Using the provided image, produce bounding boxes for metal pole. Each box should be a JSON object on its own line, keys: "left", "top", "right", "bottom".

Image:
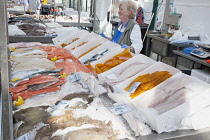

{"left": 162, "top": 0, "right": 170, "bottom": 32}
{"left": 92, "top": 0, "right": 96, "bottom": 32}
{"left": 86, "top": 0, "right": 88, "bottom": 12}
{"left": 143, "top": 13, "right": 154, "bottom": 43}
{"left": 0, "top": 0, "right": 13, "bottom": 140}
{"left": 78, "top": 0, "right": 81, "bottom": 28}
{"left": 149, "top": 0, "right": 158, "bottom": 30}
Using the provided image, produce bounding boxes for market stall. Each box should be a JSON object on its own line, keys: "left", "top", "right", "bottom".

{"left": 2, "top": 1, "right": 210, "bottom": 140}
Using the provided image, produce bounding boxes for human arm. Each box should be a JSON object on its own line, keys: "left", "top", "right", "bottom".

{"left": 130, "top": 24, "right": 143, "bottom": 54}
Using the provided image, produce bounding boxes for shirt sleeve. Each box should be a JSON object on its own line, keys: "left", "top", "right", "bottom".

{"left": 130, "top": 24, "right": 143, "bottom": 54}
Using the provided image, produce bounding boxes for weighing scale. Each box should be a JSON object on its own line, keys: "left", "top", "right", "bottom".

{"left": 190, "top": 44, "right": 210, "bottom": 58}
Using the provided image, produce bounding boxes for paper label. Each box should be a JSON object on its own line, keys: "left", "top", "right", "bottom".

{"left": 128, "top": 82, "right": 141, "bottom": 93}
{"left": 15, "top": 132, "right": 31, "bottom": 140}
{"left": 109, "top": 104, "right": 132, "bottom": 115}
{"left": 106, "top": 74, "right": 118, "bottom": 80}
{"left": 70, "top": 73, "right": 80, "bottom": 82}
{"left": 55, "top": 100, "right": 70, "bottom": 109}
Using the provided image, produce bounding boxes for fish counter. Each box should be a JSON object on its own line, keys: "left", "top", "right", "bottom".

{"left": 5, "top": 27, "right": 210, "bottom": 140}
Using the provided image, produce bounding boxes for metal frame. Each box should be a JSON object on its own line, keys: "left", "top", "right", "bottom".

{"left": 60, "top": 0, "right": 97, "bottom": 31}
{"left": 0, "top": 0, "right": 13, "bottom": 140}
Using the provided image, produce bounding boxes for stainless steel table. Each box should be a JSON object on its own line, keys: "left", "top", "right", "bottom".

{"left": 9, "top": 36, "right": 55, "bottom": 43}
{"left": 57, "top": 22, "right": 93, "bottom": 27}
{"left": 173, "top": 50, "right": 210, "bottom": 69}
{"left": 137, "top": 127, "right": 210, "bottom": 140}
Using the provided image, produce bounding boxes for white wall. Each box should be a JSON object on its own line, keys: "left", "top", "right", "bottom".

{"left": 142, "top": 0, "right": 210, "bottom": 41}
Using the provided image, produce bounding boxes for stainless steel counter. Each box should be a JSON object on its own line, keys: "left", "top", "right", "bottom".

{"left": 0, "top": 0, "right": 14, "bottom": 139}
{"left": 146, "top": 34, "right": 177, "bottom": 59}
{"left": 57, "top": 21, "right": 93, "bottom": 27}
{"left": 9, "top": 36, "right": 55, "bottom": 43}
{"left": 137, "top": 127, "right": 210, "bottom": 140}
{"left": 173, "top": 50, "right": 210, "bottom": 69}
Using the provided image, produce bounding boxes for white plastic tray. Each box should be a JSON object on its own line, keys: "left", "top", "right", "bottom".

{"left": 72, "top": 36, "right": 108, "bottom": 58}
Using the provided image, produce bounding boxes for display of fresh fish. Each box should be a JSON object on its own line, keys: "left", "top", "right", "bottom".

{"left": 13, "top": 106, "right": 50, "bottom": 138}
{"left": 83, "top": 49, "right": 109, "bottom": 64}
{"left": 134, "top": 74, "right": 191, "bottom": 108}
{"left": 10, "top": 46, "right": 43, "bottom": 56}
{"left": 104, "top": 62, "right": 147, "bottom": 86}
{"left": 8, "top": 42, "right": 43, "bottom": 49}
{"left": 12, "top": 50, "right": 47, "bottom": 57}
{"left": 11, "top": 57, "right": 56, "bottom": 72}
{"left": 45, "top": 46, "right": 80, "bottom": 61}
{"left": 11, "top": 69, "right": 63, "bottom": 87}
{"left": 27, "top": 81, "right": 57, "bottom": 91}
{"left": 94, "top": 48, "right": 133, "bottom": 74}
{"left": 11, "top": 86, "right": 61, "bottom": 101}
{"left": 55, "top": 60, "right": 96, "bottom": 76}
{"left": 15, "top": 92, "right": 62, "bottom": 111}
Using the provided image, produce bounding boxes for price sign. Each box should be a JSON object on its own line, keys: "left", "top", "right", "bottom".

{"left": 128, "top": 82, "right": 141, "bottom": 93}
{"left": 106, "top": 73, "right": 118, "bottom": 80}
{"left": 70, "top": 73, "right": 80, "bottom": 82}
{"left": 15, "top": 132, "right": 31, "bottom": 140}
{"left": 109, "top": 104, "right": 132, "bottom": 115}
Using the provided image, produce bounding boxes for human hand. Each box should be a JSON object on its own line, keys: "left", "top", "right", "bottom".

{"left": 121, "top": 43, "right": 130, "bottom": 49}
{"left": 99, "top": 33, "right": 107, "bottom": 39}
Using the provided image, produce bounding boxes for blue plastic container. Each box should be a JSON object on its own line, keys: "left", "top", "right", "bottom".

{"left": 183, "top": 47, "right": 196, "bottom": 54}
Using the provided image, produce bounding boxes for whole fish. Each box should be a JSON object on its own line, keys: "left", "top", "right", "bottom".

{"left": 84, "top": 49, "right": 109, "bottom": 64}
{"left": 10, "top": 69, "right": 63, "bottom": 87}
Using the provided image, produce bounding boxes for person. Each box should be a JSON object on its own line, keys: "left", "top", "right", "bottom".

{"left": 136, "top": 6, "right": 144, "bottom": 24}
{"left": 26, "top": 0, "right": 42, "bottom": 15}
{"left": 100, "top": 0, "right": 143, "bottom": 54}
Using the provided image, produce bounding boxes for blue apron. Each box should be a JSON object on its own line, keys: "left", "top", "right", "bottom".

{"left": 112, "top": 21, "right": 129, "bottom": 43}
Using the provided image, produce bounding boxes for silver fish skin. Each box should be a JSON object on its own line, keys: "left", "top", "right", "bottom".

{"left": 84, "top": 49, "right": 109, "bottom": 64}
{"left": 27, "top": 81, "right": 57, "bottom": 91}
{"left": 10, "top": 69, "right": 63, "bottom": 87}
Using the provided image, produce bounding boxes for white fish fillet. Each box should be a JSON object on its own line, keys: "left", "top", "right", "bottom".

{"left": 105, "top": 62, "right": 148, "bottom": 86}
{"left": 15, "top": 91, "right": 62, "bottom": 111}
{"left": 117, "top": 62, "right": 146, "bottom": 79}
{"left": 153, "top": 88, "right": 195, "bottom": 114}
{"left": 73, "top": 98, "right": 135, "bottom": 140}
{"left": 51, "top": 124, "right": 97, "bottom": 137}
{"left": 11, "top": 58, "right": 55, "bottom": 72}
{"left": 10, "top": 46, "right": 43, "bottom": 56}
{"left": 122, "top": 109, "right": 152, "bottom": 136}
{"left": 135, "top": 73, "right": 191, "bottom": 108}
{"left": 8, "top": 42, "right": 43, "bottom": 49}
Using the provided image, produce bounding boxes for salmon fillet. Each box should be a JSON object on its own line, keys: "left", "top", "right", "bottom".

{"left": 55, "top": 60, "right": 96, "bottom": 75}
{"left": 27, "top": 75, "right": 59, "bottom": 85}
{"left": 12, "top": 86, "right": 61, "bottom": 100}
